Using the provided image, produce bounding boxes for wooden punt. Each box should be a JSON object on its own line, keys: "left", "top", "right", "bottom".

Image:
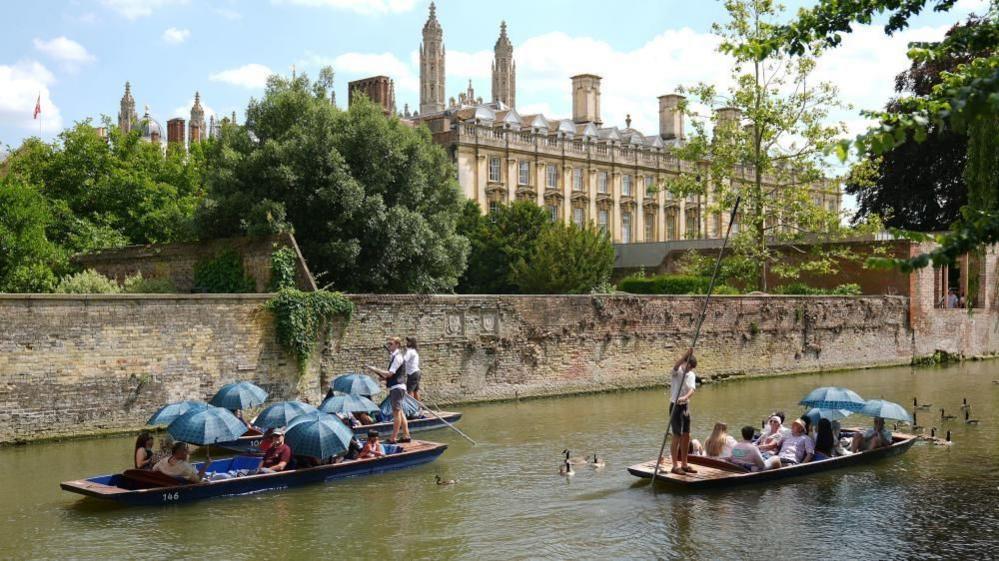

{"left": 61, "top": 440, "right": 447, "bottom": 506}
{"left": 215, "top": 411, "right": 463, "bottom": 454}
{"left": 628, "top": 431, "right": 918, "bottom": 490}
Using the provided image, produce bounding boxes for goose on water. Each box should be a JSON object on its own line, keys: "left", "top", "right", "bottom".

{"left": 933, "top": 430, "right": 953, "bottom": 446}
{"left": 960, "top": 398, "right": 970, "bottom": 411}
{"left": 913, "top": 397, "right": 932, "bottom": 410}
{"left": 964, "top": 410, "right": 979, "bottom": 425}
{"left": 559, "top": 459, "right": 575, "bottom": 477}
{"left": 589, "top": 454, "right": 606, "bottom": 468}
{"left": 435, "top": 475, "right": 459, "bottom": 486}
{"left": 940, "top": 408, "right": 957, "bottom": 421}
{"left": 562, "top": 449, "right": 587, "bottom": 465}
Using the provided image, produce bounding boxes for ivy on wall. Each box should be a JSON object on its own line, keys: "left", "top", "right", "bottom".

{"left": 268, "top": 246, "right": 298, "bottom": 292}
{"left": 193, "top": 249, "right": 256, "bottom": 293}
{"left": 267, "top": 289, "right": 353, "bottom": 372}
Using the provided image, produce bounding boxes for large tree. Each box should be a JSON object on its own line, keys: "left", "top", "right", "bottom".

{"left": 670, "top": 0, "right": 848, "bottom": 290}
{"left": 0, "top": 180, "right": 63, "bottom": 292}
{"left": 846, "top": 19, "right": 994, "bottom": 231}
{"left": 457, "top": 200, "right": 550, "bottom": 294}
{"left": 196, "top": 69, "right": 469, "bottom": 293}
{"left": 509, "top": 222, "right": 614, "bottom": 294}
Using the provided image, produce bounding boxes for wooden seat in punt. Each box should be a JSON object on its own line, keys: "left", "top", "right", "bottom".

{"left": 627, "top": 432, "right": 918, "bottom": 489}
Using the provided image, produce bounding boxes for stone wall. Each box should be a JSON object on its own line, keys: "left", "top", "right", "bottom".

{"left": 0, "top": 293, "right": 922, "bottom": 444}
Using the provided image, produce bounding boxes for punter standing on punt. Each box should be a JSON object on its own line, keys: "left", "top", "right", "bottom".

{"left": 662, "top": 348, "right": 697, "bottom": 475}
{"left": 366, "top": 337, "right": 412, "bottom": 444}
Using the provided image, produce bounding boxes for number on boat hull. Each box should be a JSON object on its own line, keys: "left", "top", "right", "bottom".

{"left": 162, "top": 492, "right": 180, "bottom": 502}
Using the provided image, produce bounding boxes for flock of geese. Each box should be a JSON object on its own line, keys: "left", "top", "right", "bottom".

{"left": 559, "top": 449, "right": 605, "bottom": 476}
{"left": 904, "top": 396, "right": 982, "bottom": 446}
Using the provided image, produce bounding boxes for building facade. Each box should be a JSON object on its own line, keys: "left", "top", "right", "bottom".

{"left": 401, "top": 3, "right": 841, "bottom": 244}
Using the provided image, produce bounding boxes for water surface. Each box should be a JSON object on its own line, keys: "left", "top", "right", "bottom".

{"left": 2, "top": 362, "right": 997, "bottom": 560}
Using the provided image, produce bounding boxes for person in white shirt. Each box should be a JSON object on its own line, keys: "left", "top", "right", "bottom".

{"left": 661, "top": 348, "right": 697, "bottom": 475}
{"left": 704, "top": 422, "right": 738, "bottom": 459}
{"left": 153, "top": 442, "right": 210, "bottom": 483}
{"left": 404, "top": 336, "right": 422, "bottom": 401}
{"left": 730, "top": 426, "right": 781, "bottom": 471}
{"left": 365, "top": 337, "right": 411, "bottom": 444}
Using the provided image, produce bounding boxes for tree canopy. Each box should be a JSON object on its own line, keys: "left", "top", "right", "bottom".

{"left": 196, "top": 69, "right": 469, "bottom": 293}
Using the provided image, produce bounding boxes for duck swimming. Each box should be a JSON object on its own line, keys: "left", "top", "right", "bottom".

{"left": 435, "top": 475, "right": 459, "bottom": 486}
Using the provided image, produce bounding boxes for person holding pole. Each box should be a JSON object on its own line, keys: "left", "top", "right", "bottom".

{"left": 365, "top": 337, "right": 412, "bottom": 444}
{"left": 662, "top": 348, "right": 697, "bottom": 475}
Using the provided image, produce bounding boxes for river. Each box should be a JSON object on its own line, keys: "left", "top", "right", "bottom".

{"left": 2, "top": 361, "right": 997, "bottom": 560}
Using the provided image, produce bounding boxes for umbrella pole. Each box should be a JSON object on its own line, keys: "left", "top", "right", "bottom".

{"left": 651, "top": 196, "right": 741, "bottom": 486}
{"left": 407, "top": 395, "right": 477, "bottom": 446}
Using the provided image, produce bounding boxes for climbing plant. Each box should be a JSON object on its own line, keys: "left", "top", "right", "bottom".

{"left": 267, "top": 289, "right": 354, "bottom": 372}
{"left": 268, "top": 246, "right": 298, "bottom": 291}
{"left": 193, "top": 249, "right": 256, "bottom": 293}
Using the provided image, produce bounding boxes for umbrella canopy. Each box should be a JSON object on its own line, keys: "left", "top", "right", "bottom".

{"left": 147, "top": 400, "right": 208, "bottom": 426}
{"left": 803, "top": 407, "right": 853, "bottom": 424}
{"left": 330, "top": 373, "right": 381, "bottom": 397}
{"left": 167, "top": 406, "right": 249, "bottom": 445}
{"left": 253, "top": 401, "right": 318, "bottom": 429}
{"left": 284, "top": 415, "right": 354, "bottom": 459}
{"left": 379, "top": 394, "right": 421, "bottom": 418}
{"left": 319, "top": 394, "right": 380, "bottom": 416}
{"left": 798, "top": 386, "right": 867, "bottom": 411}
{"left": 209, "top": 381, "right": 268, "bottom": 410}
{"left": 859, "top": 399, "right": 913, "bottom": 422}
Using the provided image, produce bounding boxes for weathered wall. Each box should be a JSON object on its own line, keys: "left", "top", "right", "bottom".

{"left": 0, "top": 293, "right": 921, "bottom": 444}
{"left": 74, "top": 233, "right": 316, "bottom": 293}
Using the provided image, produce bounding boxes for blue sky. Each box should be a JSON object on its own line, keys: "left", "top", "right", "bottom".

{"left": 0, "top": 0, "right": 989, "bottom": 155}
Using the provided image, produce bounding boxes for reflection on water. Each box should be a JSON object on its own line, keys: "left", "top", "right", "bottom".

{"left": 1, "top": 362, "right": 997, "bottom": 560}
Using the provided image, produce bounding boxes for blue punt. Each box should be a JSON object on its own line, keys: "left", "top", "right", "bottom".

{"left": 60, "top": 440, "right": 447, "bottom": 506}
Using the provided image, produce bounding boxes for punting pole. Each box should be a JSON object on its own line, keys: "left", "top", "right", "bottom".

{"left": 651, "top": 196, "right": 741, "bottom": 485}
{"left": 409, "top": 395, "right": 478, "bottom": 446}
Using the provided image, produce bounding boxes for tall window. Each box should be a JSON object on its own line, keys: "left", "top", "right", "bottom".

{"left": 488, "top": 157, "right": 501, "bottom": 182}
{"left": 598, "top": 209, "right": 609, "bottom": 233}
{"left": 621, "top": 212, "right": 632, "bottom": 243}
{"left": 572, "top": 168, "right": 583, "bottom": 191}
{"left": 645, "top": 213, "right": 655, "bottom": 241}
{"left": 645, "top": 175, "right": 655, "bottom": 195}
{"left": 547, "top": 203, "right": 559, "bottom": 222}
{"left": 622, "top": 175, "right": 632, "bottom": 196}
{"left": 598, "top": 171, "right": 608, "bottom": 194}
{"left": 518, "top": 161, "right": 530, "bottom": 186}
{"left": 572, "top": 206, "right": 584, "bottom": 227}
{"left": 666, "top": 208, "right": 679, "bottom": 240}
{"left": 685, "top": 206, "right": 700, "bottom": 239}
{"left": 546, "top": 164, "right": 558, "bottom": 189}
{"left": 488, "top": 200, "right": 500, "bottom": 216}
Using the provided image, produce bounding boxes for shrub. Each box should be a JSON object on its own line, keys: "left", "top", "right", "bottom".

{"left": 773, "top": 282, "right": 862, "bottom": 296}
{"left": 123, "top": 272, "right": 177, "bottom": 293}
{"left": 55, "top": 269, "right": 121, "bottom": 294}
{"left": 617, "top": 274, "right": 738, "bottom": 295}
{"left": 509, "top": 223, "right": 615, "bottom": 294}
{"left": 193, "top": 249, "right": 256, "bottom": 293}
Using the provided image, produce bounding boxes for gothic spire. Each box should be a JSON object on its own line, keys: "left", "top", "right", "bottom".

{"left": 420, "top": 0, "right": 445, "bottom": 114}
{"left": 118, "top": 81, "right": 137, "bottom": 134}
{"left": 491, "top": 20, "right": 515, "bottom": 108}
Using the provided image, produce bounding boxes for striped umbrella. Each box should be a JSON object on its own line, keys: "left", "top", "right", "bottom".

{"left": 319, "top": 394, "right": 380, "bottom": 416}
{"left": 284, "top": 415, "right": 355, "bottom": 459}
{"left": 167, "top": 406, "right": 248, "bottom": 445}
{"left": 209, "top": 381, "right": 268, "bottom": 411}
{"left": 147, "top": 400, "right": 208, "bottom": 426}
{"left": 330, "top": 373, "right": 382, "bottom": 397}
{"left": 798, "top": 387, "right": 867, "bottom": 412}
{"left": 253, "top": 401, "right": 318, "bottom": 429}
{"left": 379, "top": 394, "right": 421, "bottom": 418}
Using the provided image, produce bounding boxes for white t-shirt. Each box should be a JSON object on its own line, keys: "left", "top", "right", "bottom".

{"left": 730, "top": 441, "right": 766, "bottom": 469}
{"left": 153, "top": 456, "right": 200, "bottom": 482}
{"left": 708, "top": 435, "right": 738, "bottom": 459}
{"left": 669, "top": 365, "right": 696, "bottom": 404}
{"left": 404, "top": 348, "right": 420, "bottom": 375}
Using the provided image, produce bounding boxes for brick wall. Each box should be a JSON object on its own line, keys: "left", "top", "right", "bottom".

{"left": 0, "top": 293, "right": 929, "bottom": 444}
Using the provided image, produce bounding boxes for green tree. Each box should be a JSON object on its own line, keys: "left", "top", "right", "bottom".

{"left": 457, "top": 200, "right": 550, "bottom": 293}
{"left": 196, "top": 70, "right": 469, "bottom": 293}
{"left": 747, "top": 0, "right": 999, "bottom": 270}
{"left": 0, "top": 180, "right": 63, "bottom": 292}
{"left": 510, "top": 223, "right": 614, "bottom": 294}
{"left": 670, "top": 0, "right": 848, "bottom": 290}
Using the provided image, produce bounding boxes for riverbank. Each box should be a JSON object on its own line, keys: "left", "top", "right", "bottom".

{"left": 1, "top": 293, "right": 996, "bottom": 444}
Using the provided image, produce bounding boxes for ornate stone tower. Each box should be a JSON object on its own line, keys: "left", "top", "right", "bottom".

{"left": 492, "top": 21, "right": 515, "bottom": 108}
{"left": 419, "top": 1, "right": 445, "bottom": 115}
{"left": 118, "top": 82, "right": 137, "bottom": 133}
{"left": 189, "top": 91, "right": 205, "bottom": 144}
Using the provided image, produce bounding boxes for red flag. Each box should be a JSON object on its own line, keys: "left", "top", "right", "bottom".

{"left": 33, "top": 94, "right": 41, "bottom": 120}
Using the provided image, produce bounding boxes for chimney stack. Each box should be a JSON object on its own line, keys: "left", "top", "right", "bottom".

{"left": 571, "top": 74, "right": 602, "bottom": 126}
{"left": 167, "top": 118, "right": 186, "bottom": 145}
{"left": 714, "top": 106, "right": 742, "bottom": 129}
{"left": 658, "top": 94, "right": 685, "bottom": 140}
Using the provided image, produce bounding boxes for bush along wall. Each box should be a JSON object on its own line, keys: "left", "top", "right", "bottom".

{"left": 193, "top": 249, "right": 256, "bottom": 293}
{"left": 267, "top": 289, "right": 354, "bottom": 375}
{"left": 617, "top": 274, "right": 739, "bottom": 295}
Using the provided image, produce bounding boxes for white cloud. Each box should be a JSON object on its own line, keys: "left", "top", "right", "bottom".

{"left": 0, "top": 60, "right": 63, "bottom": 133}
{"left": 210, "top": 63, "right": 273, "bottom": 88}
{"left": 101, "top": 0, "right": 187, "bottom": 20}
{"left": 162, "top": 27, "right": 191, "bottom": 44}
{"left": 32, "top": 36, "right": 96, "bottom": 68}
{"left": 274, "top": 0, "right": 418, "bottom": 15}
{"left": 216, "top": 7, "right": 242, "bottom": 20}
{"left": 954, "top": 0, "right": 991, "bottom": 14}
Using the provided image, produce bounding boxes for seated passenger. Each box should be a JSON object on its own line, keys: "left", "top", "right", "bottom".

{"left": 757, "top": 415, "right": 788, "bottom": 447}
{"left": 153, "top": 442, "right": 211, "bottom": 483}
{"left": 342, "top": 436, "right": 364, "bottom": 461}
{"left": 798, "top": 414, "right": 813, "bottom": 440}
{"left": 359, "top": 430, "right": 386, "bottom": 459}
{"left": 233, "top": 409, "right": 254, "bottom": 430}
{"left": 688, "top": 438, "right": 705, "bottom": 456}
{"left": 813, "top": 418, "right": 838, "bottom": 460}
{"left": 134, "top": 431, "right": 155, "bottom": 469}
{"left": 258, "top": 428, "right": 276, "bottom": 453}
{"left": 761, "top": 419, "right": 813, "bottom": 466}
{"left": 730, "top": 426, "right": 782, "bottom": 471}
{"left": 704, "top": 422, "right": 738, "bottom": 459}
{"left": 294, "top": 455, "right": 325, "bottom": 468}
{"left": 260, "top": 429, "right": 292, "bottom": 472}
{"left": 354, "top": 412, "right": 374, "bottom": 426}
{"left": 851, "top": 416, "right": 892, "bottom": 452}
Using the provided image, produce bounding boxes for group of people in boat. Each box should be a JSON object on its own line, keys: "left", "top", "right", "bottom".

{"left": 662, "top": 348, "right": 895, "bottom": 475}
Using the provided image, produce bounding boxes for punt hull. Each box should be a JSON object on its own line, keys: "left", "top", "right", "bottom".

{"left": 628, "top": 434, "right": 917, "bottom": 490}
{"left": 61, "top": 441, "right": 447, "bottom": 506}
{"left": 215, "top": 412, "right": 462, "bottom": 454}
